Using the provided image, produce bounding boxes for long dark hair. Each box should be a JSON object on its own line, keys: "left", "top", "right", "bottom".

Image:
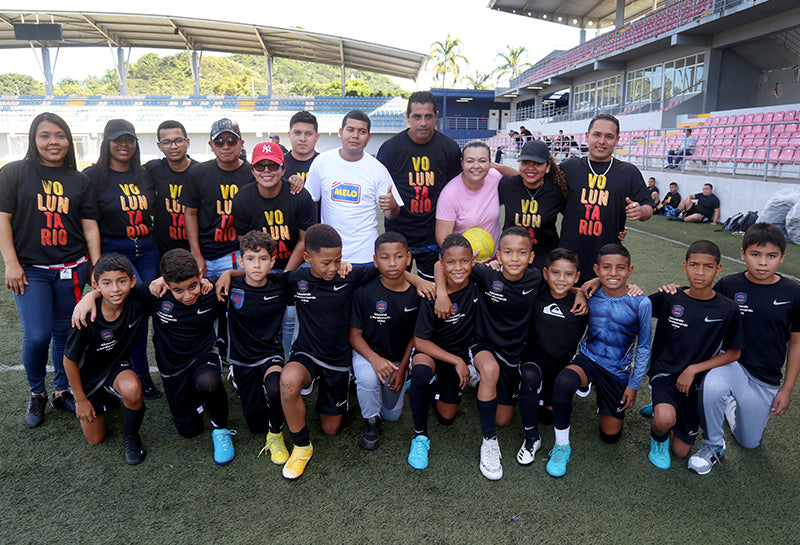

{"left": 94, "top": 120, "right": 142, "bottom": 188}
{"left": 24, "top": 112, "right": 77, "bottom": 170}
{"left": 548, "top": 156, "right": 569, "bottom": 201}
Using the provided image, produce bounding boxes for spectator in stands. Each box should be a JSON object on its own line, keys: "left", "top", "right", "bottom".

{"left": 83, "top": 119, "right": 162, "bottom": 399}
{"left": 181, "top": 118, "right": 253, "bottom": 278}
{"left": 655, "top": 181, "right": 681, "bottom": 215}
{"left": 306, "top": 110, "right": 402, "bottom": 265}
{"left": 495, "top": 146, "right": 504, "bottom": 164}
{"left": 569, "top": 136, "right": 581, "bottom": 157}
{"left": 556, "top": 130, "right": 570, "bottom": 159}
{"left": 271, "top": 135, "right": 288, "bottom": 155}
{"left": 671, "top": 183, "right": 720, "bottom": 224}
{"left": 647, "top": 177, "right": 659, "bottom": 203}
{"left": 666, "top": 128, "right": 696, "bottom": 168}
{"left": 284, "top": 111, "right": 320, "bottom": 187}
{"left": 559, "top": 114, "right": 655, "bottom": 282}
{"left": 376, "top": 91, "right": 462, "bottom": 279}
{"left": 520, "top": 126, "right": 533, "bottom": 141}
{"left": 0, "top": 113, "right": 101, "bottom": 427}
{"left": 509, "top": 130, "right": 522, "bottom": 156}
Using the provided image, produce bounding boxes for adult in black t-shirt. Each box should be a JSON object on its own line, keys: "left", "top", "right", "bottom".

{"left": 0, "top": 113, "right": 101, "bottom": 427}
{"left": 675, "top": 183, "right": 720, "bottom": 224}
{"left": 283, "top": 111, "right": 321, "bottom": 187}
{"left": 655, "top": 181, "right": 681, "bottom": 214}
{"left": 377, "top": 91, "right": 462, "bottom": 279}
{"left": 84, "top": 119, "right": 161, "bottom": 397}
{"left": 145, "top": 120, "right": 197, "bottom": 253}
{"left": 559, "top": 114, "right": 654, "bottom": 281}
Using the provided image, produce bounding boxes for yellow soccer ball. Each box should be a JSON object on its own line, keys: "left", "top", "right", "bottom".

{"left": 462, "top": 227, "right": 495, "bottom": 261}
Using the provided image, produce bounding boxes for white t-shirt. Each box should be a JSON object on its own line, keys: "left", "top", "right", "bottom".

{"left": 306, "top": 149, "right": 404, "bottom": 263}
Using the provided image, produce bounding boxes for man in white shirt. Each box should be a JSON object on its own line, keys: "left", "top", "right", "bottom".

{"left": 667, "top": 128, "right": 697, "bottom": 169}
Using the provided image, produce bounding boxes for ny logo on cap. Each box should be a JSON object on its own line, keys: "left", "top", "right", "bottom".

{"left": 262, "top": 144, "right": 272, "bottom": 153}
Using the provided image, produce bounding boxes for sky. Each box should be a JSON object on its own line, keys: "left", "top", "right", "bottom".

{"left": 2, "top": 0, "right": 586, "bottom": 90}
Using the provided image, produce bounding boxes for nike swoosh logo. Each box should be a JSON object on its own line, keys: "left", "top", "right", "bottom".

{"left": 264, "top": 295, "right": 279, "bottom": 301}
{"left": 688, "top": 430, "right": 699, "bottom": 436}
{"left": 128, "top": 322, "right": 138, "bottom": 329}
{"left": 404, "top": 307, "right": 418, "bottom": 312}
{"left": 333, "top": 284, "right": 347, "bottom": 291}
{"left": 522, "top": 288, "right": 535, "bottom": 295}
{"left": 774, "top": 300, "right": 791, "bottom": 305}
{"left": 197, "top": 308, "right": 212, "bottom": 314}
{"left": 704, "top": 317, "right": 723, "bottom": 323}
{"left": 335, "top": 399, "right": 347, "bottom": 407}
{"left": 473, "top": 298, "right": 479, "bottom": 303}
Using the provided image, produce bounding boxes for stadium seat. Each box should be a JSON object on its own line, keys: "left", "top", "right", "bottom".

{"left": 774, "top": 111, "right": 785, "bottom": 122}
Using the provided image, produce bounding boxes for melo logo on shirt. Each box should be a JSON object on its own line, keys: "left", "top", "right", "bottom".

{"left": 331, "top": 182, "right": 362, "bottom": 204}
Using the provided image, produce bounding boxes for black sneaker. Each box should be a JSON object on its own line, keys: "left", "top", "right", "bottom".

{"left": 123, "top": 433, "right": 146, "bottom": 465}
{"left": 139, "top": 374, "right": 163, "bottom": 400}
{"left": 24, "top": 393, "right": 47, "bottom": 428}
{"left": 358, "top": 417, "right": 382, "bottom": 450}
{"left": 51, "top": 391, "right": 76, "bottom": 415}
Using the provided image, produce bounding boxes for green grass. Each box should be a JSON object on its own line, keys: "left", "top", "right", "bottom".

{"left": 1, "top": 221, "right": 799, "bottom": 544}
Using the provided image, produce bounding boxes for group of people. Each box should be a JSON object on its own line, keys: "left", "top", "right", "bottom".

{"left": 648, "top": 176, "right": 721, "bottom": 224}
{"left": 2, "top": 95, "right": 797, "bottom": 483}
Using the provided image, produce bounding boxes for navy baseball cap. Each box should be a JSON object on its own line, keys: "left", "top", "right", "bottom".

{"left": 518, "top": 140, "right": 550, "bottom": 163}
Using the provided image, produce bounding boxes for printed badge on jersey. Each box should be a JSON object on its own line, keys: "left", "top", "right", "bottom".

{"left": 230, "top": 289, "right": 245, "bottom": 310}
{"left": 297, "top": 280, "right": 308, "bottom": 293}
{"left": 492, "top": 281, "right": 504, "bottom": 293}
{"left": 161, "top": 301, "right": 173, "bottom": 314}
{"left": 735, "top": 292, "right": 747, "bottom": 304}
{"left": 331, "top": 182, "right": 362, "bottom": 204}
{"left": 451, "top": 303, "right": 458, "bottom": 314}
{"left": 671, "top": 305, "right": 684, "bottom": 318}
{"left": 376, "top": 300, "right": 387, "bottom": 313}
{"left": 101, "top": 329, "right": 113, "bottom": 341}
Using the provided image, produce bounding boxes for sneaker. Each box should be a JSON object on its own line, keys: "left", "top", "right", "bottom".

{"left": 516, "top": 436, "right": 542, "bottom": 465}
{"left": 546, "top": 443, "right": 572, "bottom": 477}
{"left": 408, "top": 435, "right": 431, "bottom": 469}
{"left": 358, "top": 416, "right": 382, "bottom": 451}
{"left": 211, "top": 428, "right": 237, "bottom": 465}
{"left": 123, "top": 432, "right": 146, "bottom": 465}
{"left": 648, "top": 437, "right": 671, "bottom": 470}
{"left": 282, "top": 444, "right": 314, "bottom": 479}
{"left": 576, "top": 382, "right": 592, "bottom": 398}
{"left": 51, "top": 391, "right": 76, "bottom": 415}
{"left": 640, "top": 403, "right": 654, "bottom": 418}
{"left": 24, "top": 393, "right": 47, "bottom": 428}
{"left": 479, "top": 437, "right": 503, "bottom": 480}
{"left": 139, "top": 373, "right": 163, "bottom": 400}
{"left": 724, "top": 396, "right": 737, "bottom": 435}
{"left": 259, "top": 431, "right": 289, "bottom": 465}
{"left": 687, "top": 441, "right": 726, "bottom": 475}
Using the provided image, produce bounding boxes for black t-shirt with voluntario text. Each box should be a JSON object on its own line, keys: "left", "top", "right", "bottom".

{"left": 83, "top": 165, "right": 154, "bottom": 239}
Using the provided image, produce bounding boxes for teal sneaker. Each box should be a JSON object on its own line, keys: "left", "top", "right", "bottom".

{"left": 640, "top": 403, "right": 654, "bottom": 417}
{"left": 648, "top": 437, "right": 671, "bottom": 469}
{"left": 408, "top": 435, "right": 431, "bottom": 469}
{"left": 212, "top": 428, "right": 237, "bottom": 465}
{"left": 546, "top": 443, "right": 571, "bottom": 477}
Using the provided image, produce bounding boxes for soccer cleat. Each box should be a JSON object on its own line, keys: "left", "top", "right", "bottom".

{"left": 408, "top": 435, "right": 431, "bottom": 469}
{"left": 546, "top": 444, "right": 572, "bottom": 477}
{"left": 24, "top": 393, "right": 47, "bottom": 428}
{"left": 479, "top": 437, "right": 503, "bottom": 480}
{"left": 358, "top": 416, "right": 382, "bottom": 451}
{"left": 212, "top": 428, "right": 237, "bottom": 465}
{"left": 724, "top": 397, "right": 737, "bottom": 436}
{"left": 51, "top": 391, "right": 76, "bottom": 415}
{"left": 648, "top": 437, "right": 671, "bottom": 470}
{"left": 282, "top": 444, "right": 314, "bottom": 479}
{"left": 123, "top": 432, "right": 146, "bottom": 465}
{"left": 640, "top": 403, "right": 654, "bottom": 418}
{"left": 576, "top": 382, "right": 592, "bottom": 398}
{"left": 516, "top": 436, "right": 542, "bottom": 465}
{"left": 688, "top": 441, "right": 726, "bottom": 475}
{"left": 259, "top": 431, "right": 289, "bottom": 465}
{"left": 139, "top": 373, "right": 163, "bottom": 400}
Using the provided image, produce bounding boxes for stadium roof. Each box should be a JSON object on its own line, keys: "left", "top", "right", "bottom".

{"left": 487, "top": 0, "right": 665, "bottom": 30}
{"left": 0, "top": 10, "right": 427, "bottom": 81}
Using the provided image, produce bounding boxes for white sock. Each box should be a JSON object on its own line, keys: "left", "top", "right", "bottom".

{"left": 554, "top": 426, "right": 571, "bottom": 446}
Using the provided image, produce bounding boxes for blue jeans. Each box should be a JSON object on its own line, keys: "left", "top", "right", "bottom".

{"left": 15, "top": 262, "right": 89, "bottom": 394}
{"left": 101, "top": 235, "right": 161, "bottom": 376}
{"left": 205, "top": 251, "right": 241, "bottom": 280}
{"left": 667, "top": 149, "right": 693, "bottom": 165}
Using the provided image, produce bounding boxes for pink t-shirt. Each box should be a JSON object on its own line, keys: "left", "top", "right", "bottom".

{"left": 436, "top": 168, "right": 502, "bottom": 244}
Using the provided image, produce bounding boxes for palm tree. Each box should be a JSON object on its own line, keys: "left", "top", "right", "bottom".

{"left": 427, "top": 35, "right": 469, "bottom": 88}
{"left": 464, "top": 71, "right": 493, "bottom": 90}
{"left": 494, "top": 45, "right": 530, "bottom": 84}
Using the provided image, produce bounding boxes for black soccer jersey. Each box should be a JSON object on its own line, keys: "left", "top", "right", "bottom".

{"left": 649, "top": 289, "right": 743, "bottom": 376}
{"left": 271, "top": 266, "right": 379, "bottom": 364}
{"left": 524, "top": 290, "right": 588, "bottom": 364}
{"left": 145, "top": 157, "right": 198, "bottom": 253}
{"left": 351, "top": 277, "right": 420, "bottom": 362}
{"left": 377, "top": 130, "right": 462, "bottom": 247}
{"left": 231, "top": 182, "right": 316, "bottom": 270}
{"left": 149, "top": 290, "right": 223, "bottom": 376}
{"left": 63, "top": 288, "right": 146, "bottom": 393}
{"left": 227, "top": 275, "right": 289, "bottom": 365}
{"left": 282, "top": 151, "right": 319, "bottom": 184}
{"left": 83, "top": 165, "right": 154, "bottom": 239}
{"left": 179, "top": 160, "right": 253, "bottom": 260}
{"left": 714, "top": 272, "right": 800, "bottom": 385}
{"left": 414, "top": 280, "right": 480, "bottom": 355}
{"left": 471, "top": 263, "right": 542, "bottom": 361}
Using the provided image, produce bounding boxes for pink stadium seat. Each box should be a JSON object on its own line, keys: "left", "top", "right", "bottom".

{"left": 785, "top": 123, "right": 800, "bottom": 137}
{"left": 753, "top": 112, "right": 764, "bottom": 124}
{"left": 711, "top": 116, "right": 722, "bottom": 126}
{"left": 764, "top": 112, "right": 775, "bottom": 123}
{"left": 745, "top": 113, "right": 754, "bottom": 125}
{"left": 703, "top": 117, "right": 713, "bottom": 125}
{"left": 774, "top": 111, "right": 785, "bottom": 122}
{"left": 735, "top": 114, "right": 745, "bottom": 125}
{"left": 754, "top": 148, "right": 767, "bottom": 163}
{"left": 740, "top": 124, "right": 753, "bottom": 136}
{"left": 786, "top": 110, "right": 797, "bottom": 121}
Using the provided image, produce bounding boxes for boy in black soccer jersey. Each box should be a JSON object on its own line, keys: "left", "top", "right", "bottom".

{"left": 350, "top": 232, "right": 420, "bottom": 450}
{"left": 64, "top": 253, "right": 146, "bottom": 465}
{"left": 517, "top": 248, "right": 588, "bottom": 466}
{"left": 407, "top": 234, "right": 480, "bottom": 470}
{"left": 646, "top": 240, "right": 742, "bottom": 470}
{"left": 686, "top": 224, "right": 800, "bottom": 475}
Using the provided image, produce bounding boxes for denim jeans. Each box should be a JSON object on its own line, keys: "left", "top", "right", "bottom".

{"left": 101, "top": 235, "right": 161, "bottom": 376}
{"left": 205, "top": 251, "right": 242, "bottom": 280}
{"left": 15, "top": 262, "right": 89, "bottom": 394}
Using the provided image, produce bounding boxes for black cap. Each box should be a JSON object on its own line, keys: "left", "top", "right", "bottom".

{"left": 211, "top": 118, "right": 241, "bottom": 140}
{"left": 104, "top": 119, "right": 137, "bottom": 141}
{"left": 518, "top": 140, "right": 550, "bottom": 163}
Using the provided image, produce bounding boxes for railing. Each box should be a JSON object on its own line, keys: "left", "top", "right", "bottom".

{"left": 436, "top": 117, "right": 491, "bottom": 131}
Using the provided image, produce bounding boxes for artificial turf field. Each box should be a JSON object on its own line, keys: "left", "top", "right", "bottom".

{"left": 1, "top": 214, "right": 799, "bottom": 544}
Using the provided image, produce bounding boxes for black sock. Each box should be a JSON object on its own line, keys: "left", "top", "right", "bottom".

{"left": 290, "top": 425, "right": 311, "bottom": 447}
{"left": 410, "top": 365, "right": 433, "bottom": 437}
{"left": 197, "top": 371, "right": 229, "bottom": 429}
{"left": 264, "top": 372, "right": 284, "bottom": 434}
{"left": 122, "top": 406, "right": 145, "bottom": 436}
{"left": 519, "top": 364, "right": 541, "bottom": 440}
{"left": 552, "top": 368, "right": 581, "bottom": 431}
{"left": 651, "top": 429, "right": 670, "bottom": 443}
{"left": 476, "top": 397, "right": 498, "bottom": 440}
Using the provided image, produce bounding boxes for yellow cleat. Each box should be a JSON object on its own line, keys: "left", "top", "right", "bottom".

{"left": 259, "top": 431, "right": 289, "bottom": 465}
{"left": 282, "top": 443, "right": 313, "bottom": 480}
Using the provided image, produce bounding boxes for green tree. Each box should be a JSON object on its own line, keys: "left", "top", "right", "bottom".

{"left": 56, "top": 77, "right": 85, "bottom": 96}
{"left": 494, "top": 45, "right": 530, "bottom": 84}
{"left": 427, "top": 35, "right": 469, "bottom": 88}
{"left": 0, "top": 73, "right": 45, "bottom": 95}
{"left": 464, "top": 71, "right": 492, "bottom": 90}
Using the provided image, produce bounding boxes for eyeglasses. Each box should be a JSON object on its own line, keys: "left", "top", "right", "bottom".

{"left": 212, "top": 136, "right": 240, "bottom": 147}
{"left": 158, "top": 137, "right": 187, "bottom": 147}
{"left": 252, "top": 162, "right": 282, "bottom": 172}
